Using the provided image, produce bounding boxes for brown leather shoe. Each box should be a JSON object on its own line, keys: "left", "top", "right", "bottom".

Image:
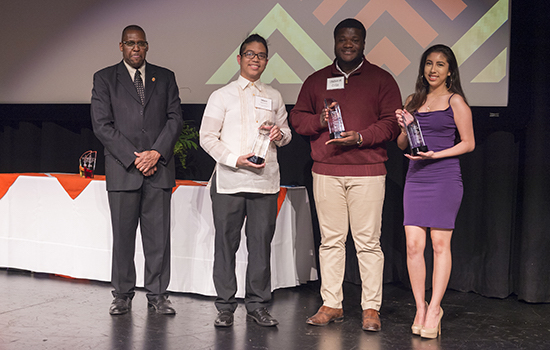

{"left": 362, "top": 308, "right": 381, "bottom": 331}
{"left": 306, "top": 305, "right": 344, "bottom": 326}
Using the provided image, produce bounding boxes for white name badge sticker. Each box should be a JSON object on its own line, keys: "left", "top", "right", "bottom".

{"left": 327, "top": 76, "right": 345, "bottom": 90}
{"left": 255, "top": 96, "right": 273, "bottom": 111}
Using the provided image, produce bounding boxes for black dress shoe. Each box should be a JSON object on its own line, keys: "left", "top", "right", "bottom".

{"left": 109, "top": 297, "right": 131, "bottom": 315}
{"left": 147, "top": 295, "right": 176, "bottom": 315}
{"left": 247, "top": 307, "right": 279, "bottom": 327}
{"left": 214, "top": 310, "right": 234, "bottom": 327}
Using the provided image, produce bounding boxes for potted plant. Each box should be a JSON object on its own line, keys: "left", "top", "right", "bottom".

{"left": 173, "top": 121, "right": 199, "bottom": 175}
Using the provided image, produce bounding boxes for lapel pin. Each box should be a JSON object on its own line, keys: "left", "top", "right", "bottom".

{"left": 152, "top": 77, "right": 156, "bottom": 82}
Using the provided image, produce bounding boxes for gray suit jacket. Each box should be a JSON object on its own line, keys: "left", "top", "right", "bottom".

{"left": 91, "top": 61, "right": 183, "bottom": 191}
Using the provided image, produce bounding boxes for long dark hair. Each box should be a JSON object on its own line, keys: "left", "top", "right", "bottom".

{"left": 406, "top": 44, "right": 468, "bottom": 112}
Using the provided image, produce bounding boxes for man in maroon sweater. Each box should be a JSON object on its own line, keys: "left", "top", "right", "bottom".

{"left": 290, "top": 18, "right": 401, "bottom": 331}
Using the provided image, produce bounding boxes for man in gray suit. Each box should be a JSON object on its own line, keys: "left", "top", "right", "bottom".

{"left": 91, "top": 25, "right": 183, "bottom": 315}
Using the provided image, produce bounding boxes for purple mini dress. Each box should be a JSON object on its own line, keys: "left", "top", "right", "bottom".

{"left": 403, "top": 97, "right": 463, "bottom": 229}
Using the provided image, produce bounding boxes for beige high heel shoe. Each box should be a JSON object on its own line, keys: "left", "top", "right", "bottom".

{"left": 411, "top": 301, "right": 428, "bottom": 335}
{"left": 411, "top": 323, "right": 422, "bottom": 335}
{"left": 420, "top": 307, "right": 443, "bottom": 339}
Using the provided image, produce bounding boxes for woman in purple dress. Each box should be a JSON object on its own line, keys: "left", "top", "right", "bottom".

{"left": 395, "top": 45, "right": 475, "bottom": 338}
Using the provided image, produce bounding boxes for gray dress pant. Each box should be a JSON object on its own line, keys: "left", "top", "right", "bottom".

{"left": 210, "top": 175, "right": 278, "bottom": 312}
{"left": 108, "top": 178, "right": 172, "bottom": 299}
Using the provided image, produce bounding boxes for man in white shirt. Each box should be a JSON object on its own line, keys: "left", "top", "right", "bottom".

{"left": 200, "top": 34, "right": 291, "bottom": 327}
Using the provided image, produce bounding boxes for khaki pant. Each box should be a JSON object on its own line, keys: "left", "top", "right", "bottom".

{"left": 313, "top": 172, "right": 385, "bottom": 310}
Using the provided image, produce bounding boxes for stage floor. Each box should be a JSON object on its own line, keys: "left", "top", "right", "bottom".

{"left": 1, "top": 268, "right": 549, "bottom": 350}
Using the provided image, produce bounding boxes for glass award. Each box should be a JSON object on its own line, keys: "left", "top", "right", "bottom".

{"left": 324, "top": 98, "right": 345, "bottom": 139}
{"left": 247, "top": 121, "right": 273, "bottom": 165}
{"left": 403, "top": 111, "right": 428, "bottom": 156}
{"left": 79, "top": 150, "right": 97, "bottom": 178}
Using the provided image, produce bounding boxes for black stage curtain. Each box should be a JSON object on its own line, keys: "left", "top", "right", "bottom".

{"left": 1, "top": 0, "right": 548, "bottom": 303}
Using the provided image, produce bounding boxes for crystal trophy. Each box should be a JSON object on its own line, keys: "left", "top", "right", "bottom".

{"left": 324, "top": 98, "right": 345, "bottom": 139}
{"left": 247, "top": 121, "right": 273, "bottom": 165}
{"left": 403, "top": 111, "right": 428, "bottom": 156}
{"left": 79, "top": 150, "right": 97, "bottom": 178}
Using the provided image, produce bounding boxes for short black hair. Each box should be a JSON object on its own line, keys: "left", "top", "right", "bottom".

{"left": 333, "top": 18, "right": 366, "bottom": 42}
{"left": 121, "top": 25, "right": 146, "bottom": 41}
{"left": 239, "top": 34, "right": 268, "bottom": 57}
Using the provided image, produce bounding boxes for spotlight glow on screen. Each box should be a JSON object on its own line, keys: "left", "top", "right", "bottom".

{"left": 0, "top": 0, "right": 509, "bottom": 106}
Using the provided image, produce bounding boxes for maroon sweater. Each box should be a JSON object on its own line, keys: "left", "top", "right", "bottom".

{"left": 290, "top": 58, "right": 401, "bottom": 176}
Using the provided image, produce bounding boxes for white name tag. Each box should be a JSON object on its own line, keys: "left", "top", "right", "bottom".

{"left": 327, "top": 76, "right": 345, "bottom": 90}
{"left": 255, "top": 96, "right": 273, "bottom": 111}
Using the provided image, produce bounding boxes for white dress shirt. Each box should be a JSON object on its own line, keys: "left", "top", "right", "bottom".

{"left": 123, "top": 61, "right": 146, "bottom": 87}
{"left": 200, "top": 75, "right": 291, "bottom": 194}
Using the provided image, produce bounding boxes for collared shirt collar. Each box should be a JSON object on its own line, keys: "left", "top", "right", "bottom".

{"left": 237, "top": 74, "right": 263, "bottom": 91}
{"left": 123, "top": 60, "right": 146, "bottom": 84}
{"left": 335, "top": 58, "right": 364, "bottom": 80}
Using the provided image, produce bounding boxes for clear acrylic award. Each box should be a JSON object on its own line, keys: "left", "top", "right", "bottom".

{"left": 247, "top": 121, "right": 273, "bottom": 165}
{"left": 79, "top": 150, "right": 97, "bottom": 178}
{"left": 324, "top": 98, "right": 345, "bottom": 139}
{"left": 403, "top": 111, "right": 428, "bottom": 156}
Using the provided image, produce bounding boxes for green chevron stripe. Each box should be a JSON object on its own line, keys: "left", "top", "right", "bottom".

{"left": 472, "top": 47, "right": 507, "bottom": 83}
{"left": 207, "top": 3, "right": 331, "bottom": 85}
{"left": 261, "top": 53, "right": 302, "bottom": 84}
{"left": 452, "top": 0, "right": 509, "bottom": 66}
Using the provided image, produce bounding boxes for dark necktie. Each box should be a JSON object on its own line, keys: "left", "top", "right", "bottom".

{"left": 134, "top": 70, "right": 145, "bottom": 105}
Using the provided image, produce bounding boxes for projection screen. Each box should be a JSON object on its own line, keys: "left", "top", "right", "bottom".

{"left": 0, "top": 0, "right": 510, "bottom": 106}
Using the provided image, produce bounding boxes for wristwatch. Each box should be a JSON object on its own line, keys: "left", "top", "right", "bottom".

{"left": 356, "top": 132, "right": 363, "bottom": 146}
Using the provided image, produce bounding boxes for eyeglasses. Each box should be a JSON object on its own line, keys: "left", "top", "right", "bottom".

{"left": 241, "top": 51, "right": 267, "bottom": 60}
{"left": 122, "top": 41, "right": 148, "bottom": 48}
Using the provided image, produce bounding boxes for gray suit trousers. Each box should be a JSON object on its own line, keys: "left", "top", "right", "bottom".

{"left": 210, "top": 175, "right": 278, "bottom": 313}
{"left": 108, "top": 178, "right": 172, "bottom": 299}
